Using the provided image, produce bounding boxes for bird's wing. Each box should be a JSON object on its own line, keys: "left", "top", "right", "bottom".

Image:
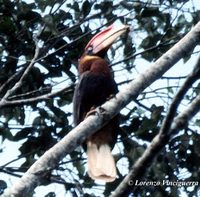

{"left": 73, "top": 71, "right": 118, "bottom": 126}
{"left": 73, "top": 71, "right": 89, "bottom": 126}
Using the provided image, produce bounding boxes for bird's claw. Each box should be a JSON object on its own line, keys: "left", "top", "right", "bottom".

{"left": 85, "top": 107, "right": 97, "bottom": 118}
{"left": 107, "top": 94, "right": 116, "bottom": 101}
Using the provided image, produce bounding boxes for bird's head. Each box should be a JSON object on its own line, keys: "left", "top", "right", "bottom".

{"left": 79, "top": 24, "right": 129, "bottom": 74}
{"left": 84, "top": 24, "right": 129, "bottom": 57}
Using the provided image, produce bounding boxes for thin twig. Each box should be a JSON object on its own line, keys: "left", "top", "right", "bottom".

{"left": 1, "top": 41, "right": 40, "bottom": 101}
{"left": 0, "top": 68, "right": 25, "bottom": 96}
{"left": 1, "top": 85, "right": 73, "bottom": 107}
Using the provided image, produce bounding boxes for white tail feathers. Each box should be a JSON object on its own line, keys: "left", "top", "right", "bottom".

{"left": 87, "top": 141, "right": 116, "bottom": 182}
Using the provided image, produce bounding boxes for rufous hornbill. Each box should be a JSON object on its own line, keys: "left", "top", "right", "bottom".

{"left": 73, "top": 24, "right": 129, "bottom": 182}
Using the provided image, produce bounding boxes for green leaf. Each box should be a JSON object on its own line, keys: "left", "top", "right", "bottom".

{"left": 195, "top": 119, "right": 200, "bottom": 127}
{"left": 167, "top": 86, "right": 174, "bottom": 94}
{"left": 82, "top": 0, "right": 91, "bottom": 17}
{"left": 13, "top": 127, "right": 35, "bottom": 141}
{"left": 43, "top": 15, "right": 58, "bottom": 35}
{"left": 140, "top": 7, "right": 160, "bottom": 17}
{"left": 0, "top": 180, "right": 7, "bottom": 195}
{"left": 45, "top": 192, "right": 56, "bottom": 197}
{"left": 0, "top": 127, "right": 13, "bottom": 141}
{"left": 0, "top": 16, "right": 16, "bottom": 34}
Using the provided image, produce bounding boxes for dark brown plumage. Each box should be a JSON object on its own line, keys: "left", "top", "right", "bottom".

{"left": 73, "top": 24, "right": 129, "bottom": 182}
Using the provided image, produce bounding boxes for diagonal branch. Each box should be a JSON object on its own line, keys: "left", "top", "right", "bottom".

{"left": 110, "top": 56, "right": 200, "bottom": 197}
{"left": 0, "top": 85, "right": 74, "bottom": 107}
{"left": 0, "top": 67, "right": 26, "bottom": 96}
{"left": 0, "top": 39, "right": 40, "bottom": 108}
{"left": 111, "top": 91, "right": 200, "bottom": 197}
{"left": 3, "top": 21, "right": 200, "bottom": 197}
{"left": 160, "top": 55, "right": 200, "bottom": 135}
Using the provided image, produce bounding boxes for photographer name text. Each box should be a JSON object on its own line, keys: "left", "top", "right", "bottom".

{"left": 129, "top": 180, "right": 199, "bottom": 187}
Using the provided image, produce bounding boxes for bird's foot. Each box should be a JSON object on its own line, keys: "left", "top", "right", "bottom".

{"left": 85, "top": 107, "right": 97, "bottom": 118}
{"left": 107, "top": 94, "right": 116, "bottom": 101}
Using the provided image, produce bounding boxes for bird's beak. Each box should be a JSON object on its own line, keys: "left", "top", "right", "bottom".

{"left": 85, "top": 24, "right": 129, "bottom": 54}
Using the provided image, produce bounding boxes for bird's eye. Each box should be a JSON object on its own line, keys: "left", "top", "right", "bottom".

{"left": 87, "top": 46, "right": 93, "bottom": 55}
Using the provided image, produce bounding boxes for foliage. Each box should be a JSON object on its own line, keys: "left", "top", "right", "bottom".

{"left": 0, "top": 0, "right": 199, "bottom": 196}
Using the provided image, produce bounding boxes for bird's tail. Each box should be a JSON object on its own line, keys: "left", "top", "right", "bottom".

{"left": 87, "top": 141, "right": 116, "bottom": 182}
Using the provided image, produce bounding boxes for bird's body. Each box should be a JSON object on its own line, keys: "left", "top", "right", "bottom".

{"left": 73, "top": 24, "right": 129, "bottom": 182}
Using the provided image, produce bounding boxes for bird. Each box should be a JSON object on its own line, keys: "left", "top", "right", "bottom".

{"left": 73, "top": 24, "right": 129, "bottom": 182}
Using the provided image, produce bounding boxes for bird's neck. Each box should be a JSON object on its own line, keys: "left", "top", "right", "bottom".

{"left": 79, "top": 55, "right": 111, "bottom": 76}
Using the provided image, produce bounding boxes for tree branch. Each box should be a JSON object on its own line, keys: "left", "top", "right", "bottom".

{"left": 0, "top": 68, "right": 25, "bottom": 96}
{"left": 160, "top": 55, "right": 200, "bottom": 135}
{"left": 0, "top": 85, "right": 73, "bottom": 107}
{"left": 0, "top": 39, "right": 40, "bottom": 108}
{"left": 0, "top": 36, "right": 74, "bottom": 108}
{"left": 3, "top": 21, "right": 200, "bottom": 197}
{"left": 110, "top": 56, "right": 200, "bottom": 197}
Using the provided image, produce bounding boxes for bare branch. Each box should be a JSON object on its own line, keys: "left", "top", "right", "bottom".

{"left": 160, "top": 55, "right": 200, "bottom": 135}
{"left": 111, "top": 40, "right": 177, "bottom": 67}
{"left": 0, "top": 85, "right": 73, "bottom": 107}
{"left": 0, "top": 40, "right": 40, "bottom": 106}
{"left": 3, "top": 21, "right": 200, "bottom": 197}
{"left": 110, "top": 56, "right": 200, "bottom": 197}
{"left": 0, "top": 68, "right": 25, "bottom": 96}
{"left": 110, "top": 91, "right": 200, "bottom": 197}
